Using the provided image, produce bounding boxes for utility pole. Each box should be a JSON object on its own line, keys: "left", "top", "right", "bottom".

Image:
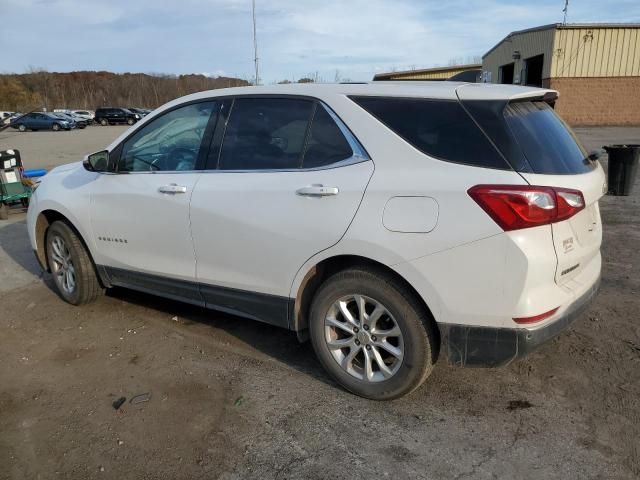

{"left": 252, "top": 0, "right": 260, "bottom": 86}
{"left": 562, "top": 0, "right": 569, "bottom": 25}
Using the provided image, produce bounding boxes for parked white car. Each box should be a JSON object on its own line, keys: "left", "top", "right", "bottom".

{"left": 71, "top": 110, "right": 95, "bottom": 121}
{"left": 0, "top": 111, "right": 15, "bottom": 125}
{"left": 27, "top": 82, "right": 603, "bottom": 399}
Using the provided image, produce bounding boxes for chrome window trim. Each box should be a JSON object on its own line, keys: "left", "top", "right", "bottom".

{"left": 318, "top": 102, "right": 369, "bottom": 161}
{"left": 100, "top": 154, "right": 369, "bottom": 175}
{"left": 106, "top": 96, "right": 371, "bottom": 175}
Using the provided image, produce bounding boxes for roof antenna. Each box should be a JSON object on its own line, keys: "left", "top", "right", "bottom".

{"left": 562, "top": 0, "right": 569, "bottom": 25}
{"left": 252, "top": 0, "right": 260, "bottom": 86}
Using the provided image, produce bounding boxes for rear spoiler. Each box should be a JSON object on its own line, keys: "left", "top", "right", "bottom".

{"left": 455, "top": 83, "right": 558, "bottom": 105}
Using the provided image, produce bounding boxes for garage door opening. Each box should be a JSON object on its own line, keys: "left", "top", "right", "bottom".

{"left": 500, "top": 63, "right": 514, "bottom": 84}
{"left": 524, "top": 54, "right": 544, "bottom": 87}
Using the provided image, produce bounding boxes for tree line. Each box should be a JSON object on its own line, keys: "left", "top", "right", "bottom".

{"left": 0, "top": 70, "right": 250, "bottom": 112}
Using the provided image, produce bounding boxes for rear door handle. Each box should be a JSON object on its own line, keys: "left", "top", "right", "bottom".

{"left": 158, "top": 184, "right": 187, "bottom": 194}
{"left": 296, "top": 185, "right": 339, "bottom": 197}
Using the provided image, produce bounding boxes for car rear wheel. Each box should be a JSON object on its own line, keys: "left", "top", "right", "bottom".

{"left": 52, "top": 123, "right": 60, "bottom": 131}
{"left": 18, "top": 124, "right": 26, "bottom": 132}
{"left": 309, "top": 267, "right": 438, "bottom": 400}
{"left": 126, "top": 118, "right": 135, "bottom": 125}
{"left": 46, "top": 221, "right": 103, "bottom": 305}
{"left": 100, "top": 118, "right": 108, "bottom": 126}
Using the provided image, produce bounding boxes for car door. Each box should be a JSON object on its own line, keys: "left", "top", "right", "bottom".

{"left": 19, "top": 113, "right": 33, "bottom": 129}
{"left": 35, "top": 113, "right": 49, "bottom": 129}
{"left": 190, "top": 97, "right": 374, "bottom": 326}
{"left": 90, "top": 100, "right": 219, "bottom": 303}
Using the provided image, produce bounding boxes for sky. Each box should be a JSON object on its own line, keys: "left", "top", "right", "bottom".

{"left": 1, "top": 0, "right": 639, "bottom": 83}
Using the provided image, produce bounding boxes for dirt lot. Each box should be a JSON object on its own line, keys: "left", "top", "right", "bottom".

{"left": 0, "top": 126, "right": 639, "bottom": 479}
{"left": 0, "top": 125, "right": 129, "bottom": 172}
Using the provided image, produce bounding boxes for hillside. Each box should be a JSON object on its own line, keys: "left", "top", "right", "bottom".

{"left": 0, "top": 70, "right": 250, "bottom": 112}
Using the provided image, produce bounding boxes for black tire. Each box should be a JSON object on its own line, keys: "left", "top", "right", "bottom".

{"left": 0, "top": 203, "right": 8, "bottom": 220}
{"left": 100, "top": 118, "right": 108, "bottom": 126}
{"left": 126, "top": 118, "right": 135, "bottom": 125}
{"left": 309, "top": 267, "right": 438, "bottom": 400}
{"left": 52, "top": 123, "right": 60, "bottom": 131}
{"left": 18, "top": 124, "right": 26, "bottom": 132}
{"left": 45, "top": 221, "right": 103, "bottom": 305}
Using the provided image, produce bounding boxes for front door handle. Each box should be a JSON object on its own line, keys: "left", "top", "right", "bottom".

{"left": 296, "top": 185, "right": 339, "bottom": 197}
{"left": 158, "top": 184, "right": 187, "bottom": 194}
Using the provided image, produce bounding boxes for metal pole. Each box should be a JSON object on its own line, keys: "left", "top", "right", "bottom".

{"left": 252, "top": 0, "right": 260, "bottom": 86}
{"left": 562, "top": 0, "right": 569, "bottom": 25}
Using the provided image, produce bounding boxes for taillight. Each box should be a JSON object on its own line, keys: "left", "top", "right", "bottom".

{"left": 468, "top": 185, "right": 585, "bottom": 231}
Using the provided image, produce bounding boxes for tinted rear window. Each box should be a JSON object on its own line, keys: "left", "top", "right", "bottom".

{"left": 350, "top": 96, "right": 509, "bottom": 169}
{"left": 503, "top": 101, "right": 592, "bottom": 174}
{"left": 302, "top": 105, "right": 353, "bottom": 168}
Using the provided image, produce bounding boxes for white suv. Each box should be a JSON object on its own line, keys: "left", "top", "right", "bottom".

{"left": 27, "top": 82, "right": 603, "bottom": 399}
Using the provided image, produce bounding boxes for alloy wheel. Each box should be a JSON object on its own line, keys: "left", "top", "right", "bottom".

{"left": 324, "top": 294, "right": 404, "bottom": 382}
{"left": 49, "top": 235, "right": 76, "bottom": 294}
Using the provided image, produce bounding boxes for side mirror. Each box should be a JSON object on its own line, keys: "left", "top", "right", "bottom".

{"left": 83, "top": 150, "right": 110, "bottom": 172}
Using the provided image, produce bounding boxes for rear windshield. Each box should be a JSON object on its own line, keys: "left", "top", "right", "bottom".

{"left": 503, "top": 101, "right": 591, "bottom": 174}
{"left": 350, "top": 96, "right": 510, "bottom": 170}
{"left": 462, "top": 99, "right": 593, "bottom": 175}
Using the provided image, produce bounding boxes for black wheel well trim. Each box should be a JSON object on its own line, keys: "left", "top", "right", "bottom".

{"left": 35, "top": 209, "right": 110, "bottom": 287}
{"left": 290, "top": 254, "right": 440, "bottom": 346}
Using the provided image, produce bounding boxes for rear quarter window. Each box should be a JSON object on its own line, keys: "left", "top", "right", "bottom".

{"left": 350, "top": 96, "right": 509, "bottom": 170}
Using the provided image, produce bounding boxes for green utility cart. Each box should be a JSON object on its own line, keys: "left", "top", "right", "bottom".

{"left": 0, "top": 149, "right": 31, "bottom": 220}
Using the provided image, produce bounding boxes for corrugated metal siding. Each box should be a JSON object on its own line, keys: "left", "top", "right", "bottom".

{"left": 551, "top": 27, "right": 640, "bottom": 77}
{"left": 482, "top": 28, "right": 556, "bottom": 82}
{"left": 380, "top": 66, "right": 477, "bottom": 80}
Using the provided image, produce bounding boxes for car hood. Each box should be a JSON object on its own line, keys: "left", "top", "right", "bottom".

{"left": 48, "top": 161, "right": 83, "bottom": 176}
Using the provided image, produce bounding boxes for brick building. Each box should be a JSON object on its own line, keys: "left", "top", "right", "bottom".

{"left": 481, "top": 23, "right": 640, "bottom": 125}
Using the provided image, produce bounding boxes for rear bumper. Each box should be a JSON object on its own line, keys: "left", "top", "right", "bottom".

{"left": 439, "top": 276, "right": 600, "bottom": 367}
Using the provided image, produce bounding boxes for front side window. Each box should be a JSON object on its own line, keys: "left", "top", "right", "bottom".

{"left": 350, "top": 96, "right": 509, "bottom": 169}
{"left": 218, "top": 98, "right": 313, "bottom": 170}
{"left": 119, "top": 101, "right": 216, "bottom": 172}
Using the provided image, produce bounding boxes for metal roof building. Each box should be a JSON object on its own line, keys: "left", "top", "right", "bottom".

{"left": 482, "top": 23, "right": 640, "bottom": 125}
{"left": 373, "top": 64, "right": 481, "bottom": 82}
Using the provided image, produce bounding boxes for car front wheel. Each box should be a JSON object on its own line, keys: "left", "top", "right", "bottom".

{"left": 46, "top": 221, "right": 103, "bottom": 305}
{"left": 52, "top": 123, "right": 60, "bottom": 131}
{"left": 126, "top": 118, "right": 135, "bottom": 125}
{"left": 18, "top": 124, "right": 26, "bottom": 132}
{"left": 309, "top": 267, "right": 438, "bottom": 400}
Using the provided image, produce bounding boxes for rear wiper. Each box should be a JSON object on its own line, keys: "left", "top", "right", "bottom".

{"left": 584, "top": 149, "right": 603, "bottom": 164}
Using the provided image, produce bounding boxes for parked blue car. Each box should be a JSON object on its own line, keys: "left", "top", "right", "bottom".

{"left": 10, "top": 112, "right": 74, "bottom": 132}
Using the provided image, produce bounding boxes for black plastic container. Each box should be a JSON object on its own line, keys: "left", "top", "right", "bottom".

{"left": 603, "top": 144, "right": 640, "bottom": 196}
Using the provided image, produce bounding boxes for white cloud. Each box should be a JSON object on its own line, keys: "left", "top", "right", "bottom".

{"left": 1, "top": 0, "right": 639, "bottom": 82}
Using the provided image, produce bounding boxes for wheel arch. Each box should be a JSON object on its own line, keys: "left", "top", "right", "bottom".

{"left": 290, "top": 254, "right": 440, "bottom": 346}
{"left": 35, "top": 209, "right": 107, "bottom": 286}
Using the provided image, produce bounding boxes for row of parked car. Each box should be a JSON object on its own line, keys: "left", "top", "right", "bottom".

{"left": 0, "top": 107, "right": 152, "bottom": 132}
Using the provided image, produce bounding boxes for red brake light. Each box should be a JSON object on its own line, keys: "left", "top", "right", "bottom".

{"left": 468, "top": 185, "right": 585, "bottom": 231}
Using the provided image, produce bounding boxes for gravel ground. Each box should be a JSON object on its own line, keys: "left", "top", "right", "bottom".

{"left": 0, "top": 125, "right": 129, "bottom": 171}
{"left": 0, "top": 126, "right": 639, "bottom": 479}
